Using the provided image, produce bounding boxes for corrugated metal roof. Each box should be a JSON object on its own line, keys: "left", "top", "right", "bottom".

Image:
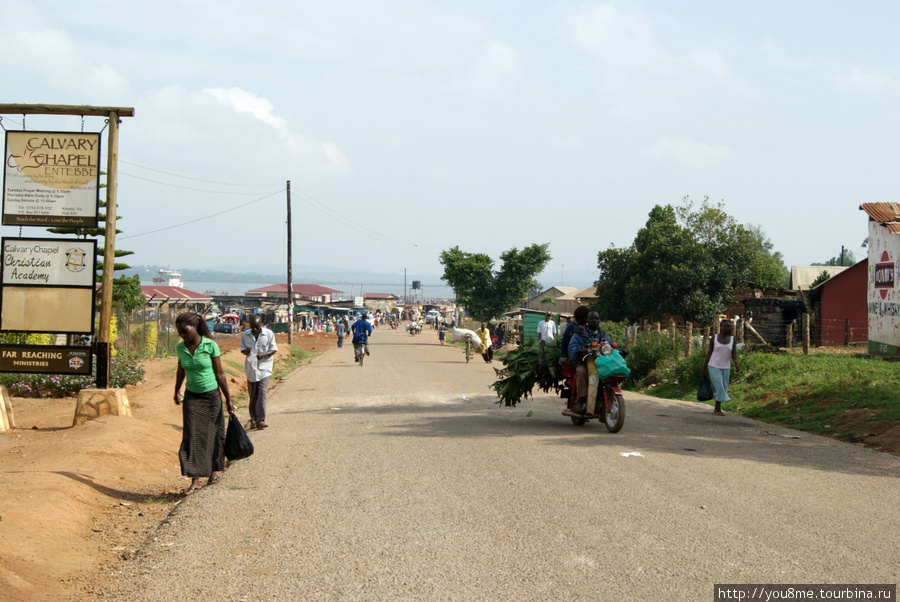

{"left": 141, "top": 286, "right": 211, "bottom": 301}
{"left": 860, "top": 202, "right": 900, "bottom": 223}
{"left": 245, "top": 283, "right": 343, "bottom": 295}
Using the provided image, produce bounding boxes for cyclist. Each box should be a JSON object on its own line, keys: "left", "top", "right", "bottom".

{"left": 351, "top": 313, "right": 373, "bottom": 361}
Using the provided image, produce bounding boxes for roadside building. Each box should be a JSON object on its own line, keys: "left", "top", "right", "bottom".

{"left": 245, "top": 284, "right": 343, "bottom": 304}
{"left": 859, "top": 203, "right": 900, "bottom": 354}
{"left": 363, "top": 292, "right": 399, "bottom": 315}
{"left": 140, "top": 285, "right": 211, "bottom": 314}
{"left": 812, "top": 260, "right": 868, "bottom": 346}
{"left": 523, "top": 286, "right": 579, "bottom": 315}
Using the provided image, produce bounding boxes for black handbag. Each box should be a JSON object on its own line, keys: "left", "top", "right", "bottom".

{"left": 697, "top": 375, "right": 714, "bottom": 402}
{"left": 225, "top": 413, "right": 255, "bottom": 461}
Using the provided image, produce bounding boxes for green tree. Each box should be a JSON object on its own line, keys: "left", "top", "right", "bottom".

{"left": 595, "top": 198, "right": 788, "bottom": 323}
{"left": 539, "top": 295, "right": 558, "bottom": 312}
{"left": 440, "top": 244, "right": 551, "bottom": 323}
{"left": 812, "top": 248, "right": 857, "bottom": 266}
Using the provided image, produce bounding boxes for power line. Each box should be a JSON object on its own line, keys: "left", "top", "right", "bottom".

{"left": 117, "top": 159, "right": 283, "bottom": 188}
{"left": 292, "top": 187, "right": 437, "bottom": 254}
{"left": 119, "top": 189, "right": 284, "bottom": 240}
{"left": 119, "top": 171, "right": 280, "bottom": 195}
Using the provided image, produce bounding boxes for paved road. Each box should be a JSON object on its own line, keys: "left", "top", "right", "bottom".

{"left": 109, "top": 327, "right": 899, "bottom": 601}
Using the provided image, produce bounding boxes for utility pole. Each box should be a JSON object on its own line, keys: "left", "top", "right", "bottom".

{"left": 286, "top": 180, "right": 293, "bottom": 345}
{"left": 404, "top": 268, "right": 407, "bottom": 306}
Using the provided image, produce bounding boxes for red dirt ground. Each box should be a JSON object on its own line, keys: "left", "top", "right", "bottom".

{"left": 0, "top": 331, "right": 336, "bottom": 601}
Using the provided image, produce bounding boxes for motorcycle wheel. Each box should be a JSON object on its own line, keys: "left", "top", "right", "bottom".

{"left": 604, "top": 392, "right": 625, "bottom": 433}
{"left": 570, "top": 416, "right": 586, "bottom": 426}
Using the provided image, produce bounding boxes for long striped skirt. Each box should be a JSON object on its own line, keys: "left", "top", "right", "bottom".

{"left": 179, "top": 388, "right": 226, "bottom": 478}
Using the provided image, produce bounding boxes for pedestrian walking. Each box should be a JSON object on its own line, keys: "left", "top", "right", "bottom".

{"left": 173, "top": 312, "right": 234, "bottom": 495}
{"left": 241, "top": 315, "right": 278, "bottom": 430}
{"left": 702, "top": 318, "right": 740, "bottom": 416}
{"left": 335, "top": 320, "right": 346, "bottom": 348}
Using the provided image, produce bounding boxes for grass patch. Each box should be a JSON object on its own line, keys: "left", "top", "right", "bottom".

{"left": 272, "top": 345, "right": 317, "bottom": 380}
{"left": 640, "top": 350, "right": 900, "bottom": 439}
{"left": 224, "top": 359, "right": 244, "bottom": 371}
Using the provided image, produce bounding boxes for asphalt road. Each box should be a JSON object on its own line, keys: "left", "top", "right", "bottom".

{"left": 108, "top": 327, "right": 900, "bottom": 601}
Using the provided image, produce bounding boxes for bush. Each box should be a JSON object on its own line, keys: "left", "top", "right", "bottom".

{"left": 627, "top": 332, "right": 683, "bottom": 384}
{"left": 599, "top": 321, "right": 627, "bottom": 347}
{"left": 0, "top": 352, "right": 146, "bottom": 397}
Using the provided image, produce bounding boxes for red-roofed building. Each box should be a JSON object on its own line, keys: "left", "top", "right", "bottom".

{"left": 140, "top": 286, "right": 212, "bottom": 314}
{"left": 245, "top": 284, "right": 343, "bottom": 304}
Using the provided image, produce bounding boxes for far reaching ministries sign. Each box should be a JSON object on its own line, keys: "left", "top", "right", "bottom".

{"left": 2, "top": 131, "right": 101, "bottom": 227}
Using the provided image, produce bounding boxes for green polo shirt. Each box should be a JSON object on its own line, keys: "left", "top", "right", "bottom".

{"left": 176, "top": 337, "right": 221, "bottom": 394}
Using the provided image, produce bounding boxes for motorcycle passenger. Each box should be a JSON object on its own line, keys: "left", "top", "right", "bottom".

{"left": 351, "top": 313, "right": 373, "bottom": 361}
{"left": 567, "top": 310, "right": 614, "bottom": 414}
{"left": 559, "top": 305, "right": 590, "bottom": 365}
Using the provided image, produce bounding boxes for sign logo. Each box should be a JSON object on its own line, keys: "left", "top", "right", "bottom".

{"left": 65, "top": 248, "right": 86, "bottom": 272}
{"left": 874, "top": 251, "right": 895, "bottom": 300}
{"left": 68, "top": 356, "right": 84, "bottom": 370}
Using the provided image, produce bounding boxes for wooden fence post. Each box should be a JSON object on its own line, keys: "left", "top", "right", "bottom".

{"left": 684, "top": 322, "right": 693, "bottom": 356}
{"left": 668, "top": 319, "right": 676, "bottom": 341}
{"left": 802, "top": 313, "right": 809, "bottom": 355}
{"left": 785, "top": 322, "right": 793, "bottom": 350}
{"left": 654, "top": 322, "right": 661, "bottom": 334}
{"left": 844, "top": 319, "right": 850, "bottom": 346}
{"left": 736, "top": 319, "right": 744, "bottom": 344}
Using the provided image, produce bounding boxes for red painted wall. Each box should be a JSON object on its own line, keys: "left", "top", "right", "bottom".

{"left": 819, "top": 260, "right": 868, "bottom": 346}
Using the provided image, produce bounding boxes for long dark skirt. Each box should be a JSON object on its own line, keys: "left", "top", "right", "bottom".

{"left": 179, "top": 388, "right": 226, "bottom": 478}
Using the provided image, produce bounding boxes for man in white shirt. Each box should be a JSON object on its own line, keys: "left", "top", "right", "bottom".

{"left": 537, "top": 312, "right": 557, "bottom": 342}
{"left": 241, "top": 314, "right": 278, "bottom": 429}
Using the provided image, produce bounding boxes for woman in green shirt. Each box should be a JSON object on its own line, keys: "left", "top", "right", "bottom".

{"left": 173, "top": 312, "right": 235, "bottom": 495}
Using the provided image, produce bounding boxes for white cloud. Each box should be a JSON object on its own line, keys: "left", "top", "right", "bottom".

{"left": 571, "top": 3, "right": 660, "bottom": 70}
{"left": 838, "top": 67, "right": 892, "bottom": 91}
{"left": 688, "top": 46, "right": 731, "bottom": 81}
{"left": 644, "top": 136, "right": 732, "bottom": 168}
{"left": 454, "top": 42, "right": 524, "bottom": 99}
{"left": 5, "top": 27, "right": 129, "bottom": 101}
{"left": 203, "top": 87, "right": 286, "bottom": 129}
{"left": 552, "top": 136, "right": 585, "bottom": 148}
{"left": 130, "top": 86, "right": 349, "bottom": 179}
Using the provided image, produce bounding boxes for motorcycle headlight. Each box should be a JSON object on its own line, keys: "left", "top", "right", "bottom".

{"left": 600, "top": 343, "right": 613, "bottom": 356}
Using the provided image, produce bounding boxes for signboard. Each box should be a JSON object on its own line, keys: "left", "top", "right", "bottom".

{"left": 0, "top": 344, "right": 92, "bottom": 375}
{"left": 867, "top": 224, "right": 900, "bottom": 354}
{"left": 3, "top": 131, "right": 101, "bottom": 227}
{"left": 0, "top": 237, "right": 97, "bottom": 334}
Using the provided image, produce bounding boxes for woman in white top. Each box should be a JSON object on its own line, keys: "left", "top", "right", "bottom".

{"left": 702, "top": 319, "right": 740, "bottom": 416}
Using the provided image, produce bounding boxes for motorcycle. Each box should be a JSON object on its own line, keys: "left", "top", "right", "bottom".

{"left": 354, "top": 340, "right": 368, "bottom": 366}
{"left": 559, "top": 341, "right": 626, "bottom": 432}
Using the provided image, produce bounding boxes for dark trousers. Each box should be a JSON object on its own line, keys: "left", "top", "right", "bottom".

{"left": 248, "top": 377, "right": 270, "bottom": 423}
{"left": 337, "top": 335, "right": 344, "bottom": 348}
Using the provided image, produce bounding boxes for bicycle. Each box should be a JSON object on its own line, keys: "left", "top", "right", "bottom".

{"left": 465, "top": 338, "right": 472, "bottom": 363}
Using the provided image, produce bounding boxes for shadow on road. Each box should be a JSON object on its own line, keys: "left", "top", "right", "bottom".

{"left": 296, "top": 399, "right": 899, "bottom": 478}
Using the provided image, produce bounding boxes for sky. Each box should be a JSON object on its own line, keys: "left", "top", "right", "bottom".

{"left": 2, "top": 1, "right": 897, "bottom": 289}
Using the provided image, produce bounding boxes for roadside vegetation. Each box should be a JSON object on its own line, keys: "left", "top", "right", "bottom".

{"left": 272, "top": 345, "right": 317, "bottom": 380}
{"left": 636, "top": 348, "right": 900, "bottom": 441}
{"left": 0, "top": 352, "right": 145, "bottom": 397}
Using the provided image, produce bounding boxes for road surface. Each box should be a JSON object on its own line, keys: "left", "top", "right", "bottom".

{"left": 108, "top": 327, "right": 900, "bottom": 600}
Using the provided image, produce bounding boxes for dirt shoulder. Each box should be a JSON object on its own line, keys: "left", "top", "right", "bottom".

{"left": 0, "top": 331, "right": 336, "bottom": 601}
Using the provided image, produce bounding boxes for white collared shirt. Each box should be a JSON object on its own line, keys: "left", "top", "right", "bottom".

{"left": 240, "top": 327, "right": 278, "bottom": 382}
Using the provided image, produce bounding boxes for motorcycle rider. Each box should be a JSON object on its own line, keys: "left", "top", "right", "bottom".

{"left": 567, "top": 310, "right": 614, "bottom": 414}
{"left": 351, "top": 313, "right": 373, "bottom": 360}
